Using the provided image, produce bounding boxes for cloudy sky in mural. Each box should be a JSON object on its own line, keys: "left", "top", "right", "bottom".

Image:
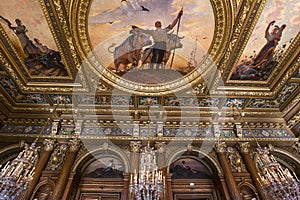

{"left": 0, "top": 0, "right": 57, "bottom": 50}
{"left": 88, "top": 0, "right": 214, "bottom": 68}
{"left": 241, "top": 0, "right": 300, "bottom": 64}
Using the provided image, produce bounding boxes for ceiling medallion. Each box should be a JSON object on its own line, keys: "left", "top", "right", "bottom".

{"left": 74, "top": 0, "right": 230, "bottom": 94}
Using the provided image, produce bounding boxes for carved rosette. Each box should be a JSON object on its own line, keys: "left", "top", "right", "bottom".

{"left": 68, "top": 138, "right": 81, "bottom": 152}
{"left": 155, "top": 141, "right": 166, "bottom": 154}
{"left": 214, "top": 141, "right": 227, "bottom": 153}
{"left": 43, "top": 139, "right": 56, "bottom": 152}
{"left": 130, "top": 141, "right": 142, "bottom": 153}
{"left": 237, "top": 142, "right": 251, "bottom": 154}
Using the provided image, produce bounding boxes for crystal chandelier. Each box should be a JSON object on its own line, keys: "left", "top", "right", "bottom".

{"left": 256, "top": 146, "right": 300, "bottom": 200}
{"left": 230, "top": 100, "right": 300, "bottom": 200}
{"left": 129, "top": 143, "right": 166, "bottom": 200}
{"left": 0, "top": 141, "right": 39, "bottom": 199}
{"left": 0, "top": 99, "right": 67, "bottom": 200}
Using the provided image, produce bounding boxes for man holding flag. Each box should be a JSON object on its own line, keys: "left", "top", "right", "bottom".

{"left": 132, "top": 8, "right": 183, "bottom": 70}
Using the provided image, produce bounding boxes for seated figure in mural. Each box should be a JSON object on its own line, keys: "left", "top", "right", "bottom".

{"left": 252, "top": 21, "right": 286, "bottom": 67}
{"left": 8, "top": 19, "right": 43, "bottom": 59}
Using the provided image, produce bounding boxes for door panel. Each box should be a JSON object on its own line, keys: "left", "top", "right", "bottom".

{"left": 79, "top": 193, "right": 120, "bottom": 200}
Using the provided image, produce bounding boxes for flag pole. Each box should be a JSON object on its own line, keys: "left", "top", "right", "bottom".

{"left": 169, "top": 7, "right": 183, "bottom": 69}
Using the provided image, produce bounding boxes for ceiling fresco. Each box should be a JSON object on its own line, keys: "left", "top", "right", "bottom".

{"left": 0, "top": 0, "right": 299, "bottom": 138}
{"left": 230, "top": 0, "right": 300, "bottom": 81}
{"left": 0, "top": 0, "right": 69, "bottom": 78}
{"left": 88, "top": 0, "right": 214, "bottom": 84}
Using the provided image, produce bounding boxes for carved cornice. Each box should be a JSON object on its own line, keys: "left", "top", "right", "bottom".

{"left": 218, "top": 0, "right": 262, "bottom": 75}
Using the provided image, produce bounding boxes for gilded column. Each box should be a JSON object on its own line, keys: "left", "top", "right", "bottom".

{"left": 23, "top": 139, "right": 56, "bottom": 200}
{"left": 214, "top": 142, "right": 243, "bottom": 200}
{"left": 238, "top": 142, "right": 267, "bottom": 200}
{"left": 51, "top": 138, "right": 81, "bottom": 200}
{"left": 129, "top": 141, "right": 142, "bottom": 173}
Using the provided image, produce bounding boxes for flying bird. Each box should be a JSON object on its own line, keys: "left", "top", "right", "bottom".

{"left": 141, "top": 6, "right": 150, "bottom": 12}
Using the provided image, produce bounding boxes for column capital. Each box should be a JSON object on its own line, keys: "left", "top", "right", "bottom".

{"left": 43, "top": 139, "right": 56, "bottom": 151}
{"left": 68, "top": 138, "right": 81, "bottom": 152}
{"left": 237, "top": 142, "right": 251, "bottom": 154}
{"left": 155, "top": 141, "right": 166, "bottom": 153}
{"left": 214, "top": 141, "right": 227, "bottom": 153}
{"left": 130, "top": 141, "right": 142, "bottom": 153}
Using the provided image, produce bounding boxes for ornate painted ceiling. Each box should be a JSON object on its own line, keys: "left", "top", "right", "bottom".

{"left": 0, "top": 0, "right": 299, "bottom": 138}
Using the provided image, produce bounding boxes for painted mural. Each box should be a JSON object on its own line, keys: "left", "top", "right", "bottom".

{"left": 230, "top": 0, "right": 300, "bottom": 81}
{"left": 0, "top": 0, "right": 68, "bottom": 77}
{"left": 88, "top": 0, "right": 214, "bottom": 84}
{"left": 170, "top": 158, "right": 211, "bottom": 179}
{"left": 84, "top": 156, "right": 125, "bottom": 178}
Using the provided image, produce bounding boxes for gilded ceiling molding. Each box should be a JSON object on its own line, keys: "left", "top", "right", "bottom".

{"left": 217, "top": 0, "right": 261, "bottom": 75}
{"left": 0, "top": 28, "right": 31, "bottom": 86}
{"left": 287, "top": 110, "right": 300, "bottom": 129}
{"left": 40, "top": 0, "right": 79, "bottom": 73}
{"left": 72, "top": 0, "right": 233, "bottom": 95}
{"left": 0, "top": 49, "right": 86, "bottom": 93}
{"left": 38, "top": 0, "right": 90, "bottom": 93}
{"left": 282, "top": 91, "right": 300, "bottom": 115}
{"left": 268, "top": 33, "right": 300, "bottom": 87}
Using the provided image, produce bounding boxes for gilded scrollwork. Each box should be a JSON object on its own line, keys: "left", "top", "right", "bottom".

{"left": 226, "top": 146, "right": 247, "bottom": 172}
{"left": 237, "top": 142, "right": 251, "bottom": 154}
{"left": 49, "top": 143, "right": 68, "bottom": 171}
{"left": 154, "top": 141, "right": 166, "bottom": 154}
{"left": 214, "top": 141, "right": 227, "bottom": 153}
{"left": 68, "top": 138, "right": 81, "bottom": 152}
{"left": 42, "top": 139, "right": 56, "bottom": 152}
{"left": 292, "top": 140, "right": 300, "bottom": 156}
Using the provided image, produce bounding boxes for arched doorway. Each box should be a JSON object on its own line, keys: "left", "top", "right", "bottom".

{"left": 167, "top": 151, "right": 222, "bottom": 200}
{"left": 73, "top": 147, "right": 129, "bottom": 200}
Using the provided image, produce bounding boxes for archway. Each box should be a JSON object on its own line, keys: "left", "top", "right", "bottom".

{"left": 167, "top": 149, "right": 224, "bottom": 200}
{"left": 71, "top": 146, "right": 130, "bottom": 200}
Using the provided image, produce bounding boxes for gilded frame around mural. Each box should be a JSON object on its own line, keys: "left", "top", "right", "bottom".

{"left": 72, "top": 0, "right": 233, "bottom": 95}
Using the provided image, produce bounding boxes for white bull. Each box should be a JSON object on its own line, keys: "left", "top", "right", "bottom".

{"left": 141, "top": 34, "right": 184, "bottom": 68}
{"left": 108, "top": 29, "right": 152, "bottom": 72}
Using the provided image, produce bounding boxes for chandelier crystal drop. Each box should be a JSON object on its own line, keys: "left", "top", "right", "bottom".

{"left": 256, "top": 146, "right": 300, "bottom": 200}
{"left": 0, "top": 141, "right": 39, "bottom": 200}
{"left": 130, "top": 144, "right": 166, "bottom": 200}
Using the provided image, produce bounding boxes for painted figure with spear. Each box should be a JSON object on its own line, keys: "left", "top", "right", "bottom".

{"left": 132, "top": 8, "right": 183, "bottom": 70}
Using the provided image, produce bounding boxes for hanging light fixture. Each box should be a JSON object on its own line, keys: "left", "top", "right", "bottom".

{"left": 0, "top": 98, "right": 68, "bottom": 199}
{"left": 230, "top": 101, "right": 300, "bottom": 200}
{"left": 0, "top": 141, "right": 39, "bottom": 199}
{"left": 129, "top": 142, "right": 166, "bottom": 200}
{"left": 256, "top": 147, "right": 300, "bottom": 199}
{"left": 129, "top": 103, "right": 165, "bottom": 200}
